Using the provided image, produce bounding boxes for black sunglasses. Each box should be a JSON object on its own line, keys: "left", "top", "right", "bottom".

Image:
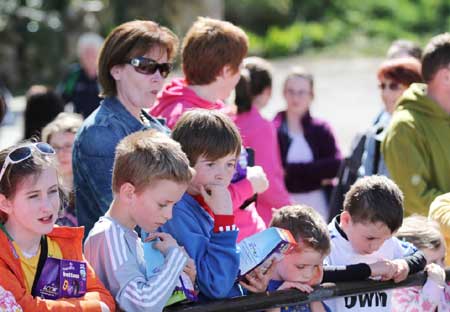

{"left": 128, "top": 57, "right": 172, "bottom": 78}
{"left": 379, "top": 82, "right": 401, "bottom": 91}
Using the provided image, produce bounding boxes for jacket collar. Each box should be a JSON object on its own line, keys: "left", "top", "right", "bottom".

{"left": 102, "top": 97, "right": 168, "bottom": 133}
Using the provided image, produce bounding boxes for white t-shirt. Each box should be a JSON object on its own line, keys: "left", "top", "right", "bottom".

{"left": 286, "top": 132, "right": 329, "bottom": 220}
{"left": 324, "top": 217, "right": 417, "bottom": 312}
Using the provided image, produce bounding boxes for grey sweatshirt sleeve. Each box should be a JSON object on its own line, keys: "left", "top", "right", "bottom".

{"left": 85, "top": 223, "right": 188, "bottom": 312}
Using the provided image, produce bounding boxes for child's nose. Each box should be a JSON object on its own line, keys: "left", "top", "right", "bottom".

{"left": 163, "top": 207, "right": 173, "bottom": 221}
{"left": 40, "top": 198, "right": 55, "bottom": 213}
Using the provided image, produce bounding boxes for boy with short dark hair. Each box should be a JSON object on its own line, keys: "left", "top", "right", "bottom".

{"left": 268, "top": 205, "right": 331, "bottom": 312}
{"left": 161, "top": 109, "right": 266, "bottom": 300}
{"left": 326, "top": 175, "right": 426, "bottom": 312}
{"left": 84, "top": 130, "right": 195, "bottom": 312}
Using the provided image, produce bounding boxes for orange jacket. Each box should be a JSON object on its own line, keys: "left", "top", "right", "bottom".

{"left": 0, "top": 226, "right": 115, "bottom": 311}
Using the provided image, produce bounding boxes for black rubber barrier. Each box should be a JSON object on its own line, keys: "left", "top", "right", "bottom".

{"left": 165, "top": 268, "right": 450, "bottom": 312}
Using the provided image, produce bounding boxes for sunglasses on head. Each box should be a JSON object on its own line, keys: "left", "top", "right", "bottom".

{"left": 0, "top": 142, "right": 55, "bottom": 184}
{"left": 128, "top": 56, "right": 172, "bottom": 78}
{"left": 379, "top": 82, "right": 401, "bottom": 91}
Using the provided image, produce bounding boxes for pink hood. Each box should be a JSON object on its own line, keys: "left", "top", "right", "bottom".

{"left": 150, "top": 78, "right": 225, "bottom": 129}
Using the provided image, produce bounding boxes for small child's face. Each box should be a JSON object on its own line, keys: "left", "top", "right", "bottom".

{"left": 423, "top": 243, "right": 446, "bottom": 268}
{"left": 275, "top": 247, "right": 325, "bottom": 285}
{"left": 341, "top": 212, "right": 393, "bottom": 255}
{"left": 1, "top": 167, "right": 60, "bottom": 236}
{"left": 131, "top": 179, "right": 187, "bottom": 232}
{"left": 188, "top": 153, "right": 237, "bottom": 195}
{"left": 49, "top": 131, "right": 76, "bottom": 177}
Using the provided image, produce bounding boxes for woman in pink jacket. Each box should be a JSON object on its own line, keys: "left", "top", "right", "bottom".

{"left": 233, "top": 57, "right": 291, "bottom": 226}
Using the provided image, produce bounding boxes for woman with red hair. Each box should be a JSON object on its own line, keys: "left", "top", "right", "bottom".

{"left": 359, "top": 57, "right": 422, "bottom": 176}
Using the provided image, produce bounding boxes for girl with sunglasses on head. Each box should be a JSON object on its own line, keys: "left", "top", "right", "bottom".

{"left": 72, "top": 20, "right": 178, "bottom": 237}
{"left": 0, "top": 142, "right": 115, "bottom": 311}
{"left": 358, "top": 57, "right": 422, "bottom": 177}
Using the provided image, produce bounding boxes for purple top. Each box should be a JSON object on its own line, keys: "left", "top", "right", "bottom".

{"left": 273, "top": 111, "right": 342, "bottom": 193}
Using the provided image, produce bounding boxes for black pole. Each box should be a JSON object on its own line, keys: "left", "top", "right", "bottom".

{"left": 165, "top": 268, "right": 450, "bottom": 312}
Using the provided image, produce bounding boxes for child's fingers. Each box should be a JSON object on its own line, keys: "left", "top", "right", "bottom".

{"left": 199, "top": 185, "right": 210, "bottom": 199}
{"left": 238, "top": 280, "right": 261, "bottom": 293}
{"left": 264, "top": 259, "right": 277, "bottom": 278}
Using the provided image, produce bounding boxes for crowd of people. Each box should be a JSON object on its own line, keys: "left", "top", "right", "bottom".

{"left": 0, "top": 16, "right": 449, "bottom": 312}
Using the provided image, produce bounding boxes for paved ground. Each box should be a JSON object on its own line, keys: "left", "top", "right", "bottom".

{"left": 0, "top": 56, "right": 383, "bottom": 154}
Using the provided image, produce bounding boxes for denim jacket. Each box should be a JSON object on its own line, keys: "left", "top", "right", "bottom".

{"left": 73, "top": 96, "right": 169, "bottom": 238}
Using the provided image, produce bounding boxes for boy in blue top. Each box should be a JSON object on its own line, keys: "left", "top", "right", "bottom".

{"left": 161, "top": 109, "right": 267, "bottom": 300}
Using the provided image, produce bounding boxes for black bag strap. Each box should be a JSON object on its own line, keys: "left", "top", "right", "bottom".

{"left": 31, "top": 235, "right": 48, "bottom": 297}
{"left": 372, "top": 139, "right": 382, "bottom": 175}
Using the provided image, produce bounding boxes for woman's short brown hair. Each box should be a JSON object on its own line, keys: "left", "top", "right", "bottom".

{"left": 377, "top": 57, "right": 422, "bottom": 86}
{"left": 171, "top": 109, "right": 242, "bottom": 166}
{"left": 182, "top": 17, "right": 248, "bottom": 85}
{"left": 112, "top": 130, "right": 193, "bottom": 194}
{"left": 98, "top": 20, "right": 179, "bottom": 98}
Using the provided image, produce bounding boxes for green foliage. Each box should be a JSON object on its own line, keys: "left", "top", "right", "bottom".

{"left": 239, "top": 0, "right": 450, "bottom": 57}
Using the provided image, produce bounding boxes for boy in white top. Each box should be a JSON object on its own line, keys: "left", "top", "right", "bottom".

{"left": 325, "top": 175, "right": 426, "bottom": 312}
{"left": 84, "top": 130, "right": 196, "bottom": 312}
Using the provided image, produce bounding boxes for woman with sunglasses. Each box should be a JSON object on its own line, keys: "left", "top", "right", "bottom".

{"left": 0, "top": 142, "right": 115, "bottom": 311}
{"left": 359, "top": 57, "right": 422, "bottom": 177}
{"left": 72, "top": 20, "right": 178, "bottom": 237}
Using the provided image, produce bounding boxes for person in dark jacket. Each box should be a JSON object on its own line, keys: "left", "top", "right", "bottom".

{"left": 58, "top": 32, "right": 103, "bottom": 118}
{"left": 273, "top": 67, "right": 342, "bottom": 221}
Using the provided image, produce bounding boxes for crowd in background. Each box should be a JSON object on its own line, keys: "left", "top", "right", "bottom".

{"left": 0, "top": 16, "right": 449, "bottom": 312}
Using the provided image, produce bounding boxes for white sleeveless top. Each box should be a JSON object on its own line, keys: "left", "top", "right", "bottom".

{"left": 286, "top": 132, "right": 329, "bottom": 221}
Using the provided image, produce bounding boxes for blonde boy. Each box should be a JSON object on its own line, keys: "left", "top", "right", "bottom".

{"left": 84, "top": 130, "right": 194, "bottom": 312}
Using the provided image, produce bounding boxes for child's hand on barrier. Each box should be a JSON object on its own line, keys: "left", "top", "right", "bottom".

{"left": 184, "top": 258, "right": 197, "bottom": 284}
{"left": 239, "top": 259, "right": 276, "bottom": 293}
{"left": 391, "top": 259, "right": 409, "bottom": 283}
{"left": 247, "top": 166, "right": 269, "bottom": 194}
{"left": 200, "top": 184, "right": 233, "bottom": 215}
{"left": 277, "top": 281, "right": 314, "bottom": 293}
{"left": 369, "top": 260, "right": 396, "bottom": 281}
{"left": 146, "top": 232, "right": 179, "bottom": 255}
{"left": 426, "top": 263, "right": 446, "bottom": 287}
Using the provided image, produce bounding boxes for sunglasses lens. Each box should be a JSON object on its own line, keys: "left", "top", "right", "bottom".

{"left": 8, "top": 147, "right": 32, "bottom": 162}
{"left": 159, "top": 63, "right": 172, "bottom": 78}
{"left": 131, "top": 58, "right": 172, "bottom": 77}
{"left": 138, "top": 63, "right": 158, "bottom": 75}
{"left": 36, "top": 142, "right": 56, "bottom": 155}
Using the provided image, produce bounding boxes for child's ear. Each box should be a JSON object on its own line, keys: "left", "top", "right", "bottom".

{"left": 340, "top": 211, "right": 351, "bottom": 227}
{"left": 221, "top": 65, "right": 234, "bottom": 79}
{"left": 0, "top": 194, "right": 13, "bottom": 215}
{"left": 119, "top": 182, "right": 136, "bottom": 202}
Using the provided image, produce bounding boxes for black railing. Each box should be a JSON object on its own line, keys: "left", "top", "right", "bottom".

{"left": 165, "top": 268, "right": 450, "bottom": 312}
